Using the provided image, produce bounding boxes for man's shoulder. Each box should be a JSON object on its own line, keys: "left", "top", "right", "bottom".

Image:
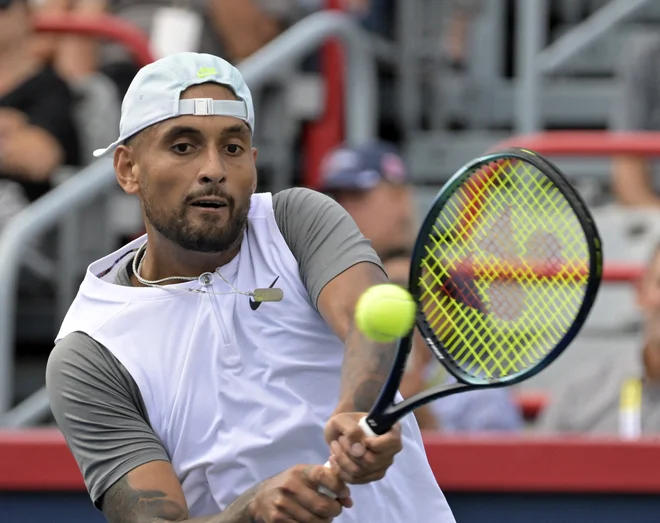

{"left": 51, "top": 331, "right": 103, "bottom": 355}
{"left": 271, "top": 187, "right": 332, "bottom": 209}
{"left": 271, "top": 187, "right": 342, "bottom": 231}
{"left": 49, "top": 331, "right": 111, "bottom": 366}
{"left": 47, "top": 332, "right": 119, "bottom": 390}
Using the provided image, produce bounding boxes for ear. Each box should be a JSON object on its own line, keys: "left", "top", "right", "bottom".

{"left": 114, "top": 145, "right": 141, "bottom": 196}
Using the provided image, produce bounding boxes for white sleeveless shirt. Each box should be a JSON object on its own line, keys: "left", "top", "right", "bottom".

{"left": 57, "top": 192, "right": 455, "bottom": 522}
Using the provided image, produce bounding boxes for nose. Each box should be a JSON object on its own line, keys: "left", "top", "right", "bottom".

{"left": 196, "top": 147, "right": 226, "bottom": 185}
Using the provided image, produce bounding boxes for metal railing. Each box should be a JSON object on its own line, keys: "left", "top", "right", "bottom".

{"left": 0, "top": 11, "right": 379, "bottom": 423}
{"left": 516, "top": 0, "right": 653, "bottom": 133}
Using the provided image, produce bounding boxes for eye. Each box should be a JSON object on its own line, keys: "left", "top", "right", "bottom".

{"left": 224, "top": 144, "right": 244, "bottom": 156}
{"left": 171, "top": 143, "right": 194, "bottom": 154}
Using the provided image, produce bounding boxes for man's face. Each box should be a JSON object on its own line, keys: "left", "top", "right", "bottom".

{"left": 116, "top": 83, "right": 257, "bottom": 253}
{"left": 339, "top": 181, "right": 414, "bottom": 257}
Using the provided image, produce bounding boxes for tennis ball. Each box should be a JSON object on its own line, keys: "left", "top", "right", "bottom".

{"left": 355, "top": 284, "right": 416, "bottom": 343}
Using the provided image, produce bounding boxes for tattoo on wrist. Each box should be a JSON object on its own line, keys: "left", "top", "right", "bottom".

{"left": 341, "top": 325, "right": 397, "bottom": 412}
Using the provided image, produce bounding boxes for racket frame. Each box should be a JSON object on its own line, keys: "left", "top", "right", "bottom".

{"left": 363, "top": 148, "right": 603, "bottom": 435}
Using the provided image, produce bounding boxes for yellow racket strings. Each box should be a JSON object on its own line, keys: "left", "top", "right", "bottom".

{"left": 418, "top": 158, "right": 589, "bottom": 380}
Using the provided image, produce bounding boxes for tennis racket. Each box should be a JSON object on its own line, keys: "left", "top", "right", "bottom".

{"left": 319, "top": 147, "right": 602, "bottom": 496}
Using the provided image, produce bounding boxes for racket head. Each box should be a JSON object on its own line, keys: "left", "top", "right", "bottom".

{"left": 409, "top": 147, "right": 602, "bottom": 388}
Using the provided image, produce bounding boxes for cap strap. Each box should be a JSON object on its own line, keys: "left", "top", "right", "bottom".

{"left": 179, "top": 98, "right": 248, "bottom": 120}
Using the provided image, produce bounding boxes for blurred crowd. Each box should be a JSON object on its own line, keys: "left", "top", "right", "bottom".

{"left": 0, "top": 0, "right": 401, "bottom": 229}
{"left": 3, "top": 0, "right": 660, "bottom": 437}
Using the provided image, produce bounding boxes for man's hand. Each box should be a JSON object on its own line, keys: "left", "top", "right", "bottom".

{"left": 249, "top": 464, "right": 353, "bottom": 522}
{"left": 324, "top": 412, "right": 403, "bottom": 484}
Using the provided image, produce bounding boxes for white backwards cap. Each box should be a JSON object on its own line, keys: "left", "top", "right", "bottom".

{"left": 93, "top": 52, "right": 255, "bottom": 158}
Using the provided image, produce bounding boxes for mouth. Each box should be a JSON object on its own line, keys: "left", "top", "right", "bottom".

{"left": 189, "top": 197, "right": 229, "bottom": 211}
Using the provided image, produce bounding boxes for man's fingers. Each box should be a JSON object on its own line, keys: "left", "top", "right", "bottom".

{"left": 330, "top": 454, "right": 391, "bottom": 484}
{"left": 305, "top": 465, "right": 352, "bottom": 501}
{"left": 326, "top": 417, "right": 368, "bottom": 457}
{"left": 285, "top": 467, "right": 347, "bottom": 520}
{"left": 282, "top": 490, "right": 343, "bottom": 521}
{"left": 364, "top": 427, "right": 403, "bottom": 455}
{"left": 330, "top": 441, "right": 363, "bottom": 478}
{"left": 277, "top": 490, "right": 337, "bottom": 522}
{"left": 333, "top": 437, "right": 381, "bottom": 468}
{"left": 329, "top": 443, "right": 393, "bottom": 484}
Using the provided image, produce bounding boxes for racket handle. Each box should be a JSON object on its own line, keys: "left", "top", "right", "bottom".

{"left": 317, "top": 469, "right": 336, "bottom": 499}
{"left": 317, "top": 416, "right": 378, "bottom": 499}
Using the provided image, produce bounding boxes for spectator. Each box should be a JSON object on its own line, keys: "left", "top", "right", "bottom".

{"left": 539, "top": 242, "right": 660, "bottom": 437}
{"left": 319, "top": 140, "right": 415, "bottom": 259}
{"left": 37, "top": 0, "right": 298, "bottom": 98}
{"left": 444, "top": 0, "right": 484, "bottom": 68}
{"left": 0, "top": 0, "right": 80, "bottom": 227}
{"left": 610, "top": 34, "right": 660, "bottom": 208}
{"left": 384, "top": 250, "right": 524, "bottom": 433}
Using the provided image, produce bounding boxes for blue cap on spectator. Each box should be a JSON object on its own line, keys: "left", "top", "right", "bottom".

{"left": 93, "top": 52, "right": 255, "bottom": 158}
{"left": 319, "top": 141, "right": 409, "bottom": 191}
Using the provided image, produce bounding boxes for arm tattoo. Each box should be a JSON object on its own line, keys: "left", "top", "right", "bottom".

{"left": 339, "top": 325, "right": 397, "bottom": 412}
{"left": 102, "top": 476, "right": 188, "bottom": 523}
{"left": 102, "top": 475, "right": 260, "bottom": 523}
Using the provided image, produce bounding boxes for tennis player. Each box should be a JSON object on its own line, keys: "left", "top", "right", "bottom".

{"left": 46, "top": 52, "right": 455, "bottom": 523}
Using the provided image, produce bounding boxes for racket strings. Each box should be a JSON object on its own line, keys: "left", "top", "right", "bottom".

{"left": 418, "top": 157, "right": 589, "bottom": 381}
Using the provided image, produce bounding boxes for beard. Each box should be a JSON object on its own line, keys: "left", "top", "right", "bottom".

{"left": 142, "top": 186, "right": 251, "bottom": 253}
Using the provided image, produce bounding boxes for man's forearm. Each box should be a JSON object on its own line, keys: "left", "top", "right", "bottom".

{"left": 102, "top": 474, "right": 260, "bottom": 523}
{"left": 335, "top": 324, "right": 397, "bottom": 413}
{"left": 185, "top": 484, "right": 258, "bottom": 523}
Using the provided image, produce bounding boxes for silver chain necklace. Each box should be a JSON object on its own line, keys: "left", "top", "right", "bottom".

{"left": 131, "top": 241, "right": 284, "bottom": 303}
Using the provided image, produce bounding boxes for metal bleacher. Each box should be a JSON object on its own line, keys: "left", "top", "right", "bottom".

{"left": 405, "top": 0, "right": 660, "bottom": 194}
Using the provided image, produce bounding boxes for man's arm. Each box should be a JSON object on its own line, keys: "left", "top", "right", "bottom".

{"left": 272, "top": 188, "right": 394, "bottom": 413}
{"left": 273, "top": 188, "right": 404, "bottom": 485}
{"left": 47, "top": 331, "right": 349, "bottom": 523}
{"left": 46, "top": 332, "right": 252, "bottom": 523}
{"left": 317, "top": 261, "right": 394, "bottom": 413}
{"left": 100, "top": 462, "right": 350, "bottom": 523}
{"left": 100, "top": 462, "right": 257, "bottom": 523}
{"left": 0, "top": 108, "right": 64, "bottom": 182}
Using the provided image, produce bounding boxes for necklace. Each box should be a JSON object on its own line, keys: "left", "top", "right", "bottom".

{"left": 131, "top": 241, "right": 284, "bottom": 303}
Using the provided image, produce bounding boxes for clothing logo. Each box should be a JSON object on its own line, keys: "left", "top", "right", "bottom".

{"left": 197, "top": 67, "right": 217, "bottom": 78}
{"left": 249, "top": 276, "right": 280, "bottom": 311}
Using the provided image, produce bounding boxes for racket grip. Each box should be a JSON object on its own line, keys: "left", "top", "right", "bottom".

{"left": 318, "top": 462, "right": 337, "bottom": 499}
{"left": 317, "top": 416, "right": 378, "bottom": 499}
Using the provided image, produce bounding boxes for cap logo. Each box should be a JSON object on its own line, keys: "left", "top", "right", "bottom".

{"left": 197, "top": 67, "right": 217, "bottom": 79}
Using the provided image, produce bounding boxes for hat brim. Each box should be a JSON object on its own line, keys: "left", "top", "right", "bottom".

{"left": 93, "top": 138, "right": 122, "bottom": 158}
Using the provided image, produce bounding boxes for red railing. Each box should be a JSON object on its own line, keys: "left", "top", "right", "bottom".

{"left": 34, "top": 14, "right": 154, "bottom": 67}
{"left": 3, "top": 429, "right": 660, "bottom": 493}
{"left": 302, "top": 0, "right": 347, "bottom": 189}
{"left": 496, "top": 131, "right": 660, "bottom": 157}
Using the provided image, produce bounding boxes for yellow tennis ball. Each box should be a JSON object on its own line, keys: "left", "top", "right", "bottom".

{"left": 355, "top": 284, "right": 416, "bottom": 343}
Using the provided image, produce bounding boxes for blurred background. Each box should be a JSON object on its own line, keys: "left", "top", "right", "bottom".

{"left": 2, "top": 0, "right": 660, "bottom": 522}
